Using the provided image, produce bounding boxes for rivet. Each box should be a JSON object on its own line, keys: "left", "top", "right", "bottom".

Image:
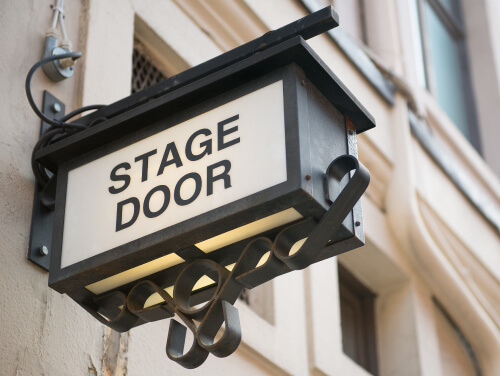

{"left": 52, "top": 103, "right": 61, "bottom": 113}
{"left": 305, "top": 174, "right": 311, "bottom": 181}
{"left": 301, "top": 80, "right": 306, "bottom": 86}
{"left": 39, "top": 245, "right": 49, "bottom": 256}
{"left": 355, "top": 221, "right": 361, "bottom": 227}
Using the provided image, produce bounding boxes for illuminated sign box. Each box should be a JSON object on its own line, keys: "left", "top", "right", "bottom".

{"left": 38, "top": 35, "right": 374, "bottom": 319}
{"left": 31, "top": 7, "right": 378, "bottom": 367}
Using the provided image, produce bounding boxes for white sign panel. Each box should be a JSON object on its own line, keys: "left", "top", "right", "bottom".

{"left": 61, "top": 81, "right": 287, "bottom": 268}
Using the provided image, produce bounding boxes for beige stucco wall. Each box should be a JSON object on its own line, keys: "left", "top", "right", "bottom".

{"left": 1, "top": 0, "right": 500, "bottom": 375}
{"left": 0, "top": 1, "right": 106, "bottom": 374}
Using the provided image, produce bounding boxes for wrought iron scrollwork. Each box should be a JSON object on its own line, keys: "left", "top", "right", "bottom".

{"left": 85, "top": 154, "right": 370, "bottom": 368}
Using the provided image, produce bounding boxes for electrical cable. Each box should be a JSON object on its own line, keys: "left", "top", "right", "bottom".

{"left": 60, "top": 104, "right": 106, "bottom": 122}
{"left": 26, "top": 52, "right": 106, "bottom": 189}
{"left": 31, "top": 128, "right": 65, "bottom": 185}
{"left": 58, "top": 1, "right": 68, "bottom": 43}
{"left": 25, "top": 52, "right": 85, "bottom": 129}
{"left": 50, "top": 0, "right": 63, "bottom": 30}
{"left": 27, "top": 1, "right": 108, "bottom": 191}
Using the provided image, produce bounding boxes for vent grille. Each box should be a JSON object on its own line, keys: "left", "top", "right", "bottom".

{"left": 131, "top": 45, "right": 166, "bottom": 94}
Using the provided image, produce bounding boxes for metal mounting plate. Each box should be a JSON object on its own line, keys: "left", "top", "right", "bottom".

{"left": 27, "top": 91, "right": 65, "bottom": 271}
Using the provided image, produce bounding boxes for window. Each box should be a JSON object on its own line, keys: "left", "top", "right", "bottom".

{"left": 131, "top": 41, "right": 167, "bottom": 94}
{"left": 338, "top": 264, "right": 378, "bottom": 375}
{"left": 415, "top": 0, "right": 480, "bottom": 150}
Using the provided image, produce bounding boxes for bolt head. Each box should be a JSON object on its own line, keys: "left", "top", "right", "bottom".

{"left": 39, "top": 245, "right": 49, "bottom": 256}
{"left": 52, "top": 103, "right": 61, "bottom": 113}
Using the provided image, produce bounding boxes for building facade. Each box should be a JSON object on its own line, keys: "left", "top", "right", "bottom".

{"left": 1, "top": 0, "right": 500, "bottom": 375}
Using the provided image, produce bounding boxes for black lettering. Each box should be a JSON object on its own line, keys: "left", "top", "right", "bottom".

{"left": 135, "top": 149, "right": 157, "bottom": 182}
{"left": 207, "top": 160, "right": 231, "bottom": 196}
{"left": 143, "top": 185, "right": 171, "bottom": 218}
{"left": 174, "top": 172, "right": 202, "bottom": 206}
{"left": 218, "top": 115, "right": 240, "bottom": 151}
{"left": 109, "top": 162, "right": 131, "bottom": 194}
{"left": 116, "top": 197, "right": 140, "bottom": 231}
{"left": 157, "top": 142, "right": 183, "bottom": 176}
{"left": 186, "top": 129, "right": 212, "bottom": 161}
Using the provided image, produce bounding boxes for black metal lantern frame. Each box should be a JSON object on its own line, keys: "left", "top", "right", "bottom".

{"left": 28, "top": 7, "right": 375, "bottom": 369}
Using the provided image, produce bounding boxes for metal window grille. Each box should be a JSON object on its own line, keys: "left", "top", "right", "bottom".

{"left": 131, "top": 45, "right": 166, "bottom": 94}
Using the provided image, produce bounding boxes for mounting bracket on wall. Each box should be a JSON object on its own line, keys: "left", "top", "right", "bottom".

{"left": 27, "top": 91, "right": 65, "bottom": 271}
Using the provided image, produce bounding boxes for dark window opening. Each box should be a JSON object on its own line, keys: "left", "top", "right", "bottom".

{"left": 338, "top": 263, "right": 378, "bottom": 375}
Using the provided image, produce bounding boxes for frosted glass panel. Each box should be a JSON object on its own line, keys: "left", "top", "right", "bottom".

{"left": 425, "top": 2, "right": 469, "bottom": 138}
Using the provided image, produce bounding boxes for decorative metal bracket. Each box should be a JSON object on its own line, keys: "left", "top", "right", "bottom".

{"left": 84, "top": 154, "right": 370, "bottom": 369}
{"left": 27, "top": 91, "right": 64, "bottom": 270}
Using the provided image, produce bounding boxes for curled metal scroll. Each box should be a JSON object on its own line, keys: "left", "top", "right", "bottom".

{"left": 85, "top": 154, "right": 369, "bottom": 368}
